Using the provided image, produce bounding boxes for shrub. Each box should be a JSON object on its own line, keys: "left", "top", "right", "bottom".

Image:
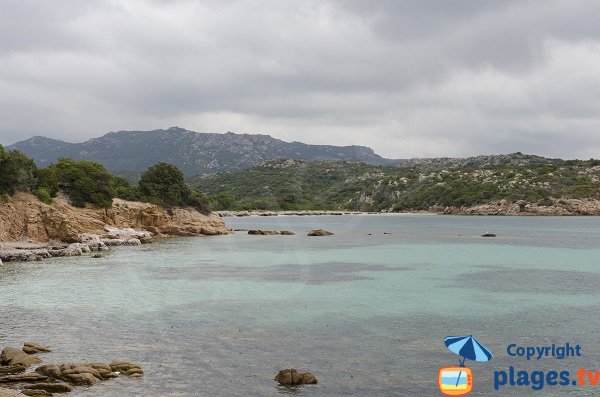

{"left": 0, "top": 145, "right": 38, "bottom": 195}
{"left": 34, "top": 187, "right": 53, "bottom": 204}
{"left": 139, "top": 162, "right": 209, "bottom": 213}
{"left": 49, "top": 158, "right": 115, "bottom": 208}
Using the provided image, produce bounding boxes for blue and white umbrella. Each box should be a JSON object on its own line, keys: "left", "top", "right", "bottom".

{"left": 444, "top": 335, "right": 493, "bottom": 366}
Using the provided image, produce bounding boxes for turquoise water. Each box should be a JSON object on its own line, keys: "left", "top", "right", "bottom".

{"left": 2, "top": 215, "right": 600, "bottom": 396}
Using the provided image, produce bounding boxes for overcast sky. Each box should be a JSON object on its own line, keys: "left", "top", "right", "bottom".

{"left": 1, "top": 0, "right": 599, "bottom": 159}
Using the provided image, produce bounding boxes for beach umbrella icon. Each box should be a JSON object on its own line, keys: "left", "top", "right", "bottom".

{"left": 444, "top": 335, "right": 493, "bottom": 366}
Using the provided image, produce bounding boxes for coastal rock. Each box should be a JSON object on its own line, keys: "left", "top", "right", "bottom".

{"left": 280, "top": 231, "right": 295, "bottom": 235}
{"left": 109, "top": 361, "right": 143, "bottom": 377}
{"left": 274, "top": 369, "right": 318, "bottom": 386}
{"left": 0, "top": 373, "right": 48, "bottom": 383}
{"left": 0, "top": 348, "right": 41, "bottom": 368}
{"left": 22, "top": 383, "right": 73, "bottom": 394}
{"left": 80, "top": 234, "right": 108, "bottom": 252}
{"left": 0, "top": 249, "right": 50, "bottom": 263}
{"left": 22, "top": 343, "right": 52, "bottom": 355}
{"left": 248, "top": 230, "right": 279, "bottom": 235}
{"left": 101, "top": 238, "right": 141, "bottom": 247}
{"left": 307, "top": 229, "right": 334, "bottom": 236}
{"left": 481, "top": 233, "right": 497, "bottom": 237}
{"left": 36, "top": 364, "right": 101, "bottom": 386}
{"left": 91, "top": 254, "right": 102, "bottom": 258}
{"left": 36, "top": 362, "right": 140, "bottom": 385}
{"left": 0, "top": 388, "right": 27, "bottom": 397}
{"left": 0, "top": 365, "right": 26, "bottom": 376}
{"left": 20, "top": 390, "right": 52, "bottom": 397}
{"left": 0, "top": 193, "right": 229, "bottom": 248}
{"left": 87, "top": 363, "right": 119, "bottom": 380}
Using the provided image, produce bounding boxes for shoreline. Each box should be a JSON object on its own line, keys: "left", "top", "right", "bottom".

{"left": 0, "top": 193, "right": 230, "bottom": 264}
{"left": 216, "top": 199, "right": 600, "bottom": 217}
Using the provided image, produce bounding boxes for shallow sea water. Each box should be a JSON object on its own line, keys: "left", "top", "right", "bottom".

{"left": 2, "top": 214, "right": 600, "bottom": 396}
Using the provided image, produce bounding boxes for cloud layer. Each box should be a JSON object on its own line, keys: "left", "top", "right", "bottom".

{"left": 1, "top": 0, "right": 599, "bottom": 158}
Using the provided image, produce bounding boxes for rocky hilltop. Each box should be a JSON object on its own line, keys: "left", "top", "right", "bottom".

{"left": 7, "top": 127, "right": 399, "bottom": 177}
{"left": 0, "top": 193, "right": 230, "bottom": 262}
{"left": 193, "top": 156, "right": 600, "bottom": 213}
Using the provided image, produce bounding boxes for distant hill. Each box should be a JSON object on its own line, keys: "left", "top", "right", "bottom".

{"left": 7, "top": 127, "right": 399, "bottom": 178}
{"left": 191, "top": 155, "right": 600, "bottom": 211}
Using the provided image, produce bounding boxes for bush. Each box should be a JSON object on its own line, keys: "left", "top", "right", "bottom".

{"left": 0, "top": 145, "right": 38, "bottom": 195}
{"left": 34, "top": 187, "right": 53, "bottom": 204}
{"left": 49, "top": 158, "right": 115, "bottom": 208}
{"left": 139, "top": 162, "right": 209, "bottom": 213}
{"left": 113, "top": 176, "right": 141, "bottom": 201}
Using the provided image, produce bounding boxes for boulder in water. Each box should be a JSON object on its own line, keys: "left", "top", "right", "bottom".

{"left": 22, "top": 343, "right": 52, "bottom": 355}
{"left": 307, "top": 229, "right": 333, "bottom": 236}
{"left": 274, "top": 368, "right": 318, "bottom": 386}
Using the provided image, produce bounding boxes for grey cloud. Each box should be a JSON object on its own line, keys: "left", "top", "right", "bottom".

{"left": 0, "top": 0, "right": 599, "bottom": 159}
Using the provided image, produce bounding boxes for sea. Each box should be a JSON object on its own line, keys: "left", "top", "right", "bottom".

{"left": 2, "top": 214, "right": 600, "bottom": 396}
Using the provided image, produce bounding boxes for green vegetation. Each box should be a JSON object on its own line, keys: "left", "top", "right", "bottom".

{"left": 46, "top": 159, "right": 116, "bottom": 208}
{"left": 191, "top": 156, "right": 600, "bottom": 212}
{"left": 0, "top": 145, "right": 37, "bottom": 195}
{"left": 138, "top": 162, "right": 209, "bottom": 213}
{"left": 0, "top": 144, "right": 209, "bottom": 212}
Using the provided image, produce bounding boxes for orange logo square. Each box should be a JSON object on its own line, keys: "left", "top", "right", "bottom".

{"left": 438, "top": 366, "right": 473, "bottom": 396}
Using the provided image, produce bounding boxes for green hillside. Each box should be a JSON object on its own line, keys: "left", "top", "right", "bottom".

{"left": 192, "top": 155, "right": 600, "bottom": 212}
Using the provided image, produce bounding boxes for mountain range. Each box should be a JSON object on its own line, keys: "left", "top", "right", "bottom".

{"left": 7, "top": 127, "right": 399, "bottom": 177}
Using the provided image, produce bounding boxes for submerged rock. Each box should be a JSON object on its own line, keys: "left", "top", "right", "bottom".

{"left": 274, "top": 368, "right": 318, "bottom": 386}
{"left": 481, "top": 232, "right": 497, "bottom": 237}
{"left": 22, "top": 383, "right": 73, "bottom": 394}
{"left": 307, "top": 229, "right": 334, "bottom": 236}
{"left": 109, "top": 361, "right": 143, "bottom": 377}
{"left": 22, "top": 343, "right": 52, "bottom": 355}
{"left": 248, "top": 230, "right": 279, "bottom": 235}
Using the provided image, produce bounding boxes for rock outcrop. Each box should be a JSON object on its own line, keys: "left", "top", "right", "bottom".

{"left": 0, "top": 343, "right": 142, "bottom": 395}
{"left": 247, "top": 230, "right": 295, "bottom": 235}
{"left": 274, "top": 368, "right": 318, "bottom": 386}
{"left": 0, "top": 348, "right": 41, "bottom": 368}
{"left": 307, "top": 229, "right": 334, "bottom": 236}
{"left": 0, "top": 388, "right": 26, "bottom": 397}
{"left": 0, "top": 193, "right": 230, "bottom": 262}
{"left": 435, "top": 198, "right": 600, "bottom": 216}
{"left": 22, "top": 343, "right": 52, "bottom": 355}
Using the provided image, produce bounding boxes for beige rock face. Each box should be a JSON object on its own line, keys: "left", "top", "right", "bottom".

{"left": 436, "top": 198, "right": 600, "bottom": 216}
{"left": 0, "top": 193, "right": 229, "bottom": 244}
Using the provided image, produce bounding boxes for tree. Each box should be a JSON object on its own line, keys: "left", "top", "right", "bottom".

{"left": 49, "top": 158, "right": 115, "bottom": 208}
{"left": 0, "top": 145, "right": 38, "bottom": 195}
{"left": 139, "top": 162, "right": 187, "bottom": 207}
{"left": 138, "top": 162, "right": 209, "bottom": 213}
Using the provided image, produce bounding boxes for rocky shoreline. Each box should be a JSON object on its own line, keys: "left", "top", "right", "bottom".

{"left": 434, "top": 198, "right": 600, "bottom": 216}
{"left": 216, "top": 210, "right": 384, "bottom": 217}
{"left": 0, "top": 193, "right": 230, "bottom": 264}
{"left": 217, "top": 198, "right": 600, "bottom": 217}
{"left": 0, "top": 342, "right": 142, "bottom": 396}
